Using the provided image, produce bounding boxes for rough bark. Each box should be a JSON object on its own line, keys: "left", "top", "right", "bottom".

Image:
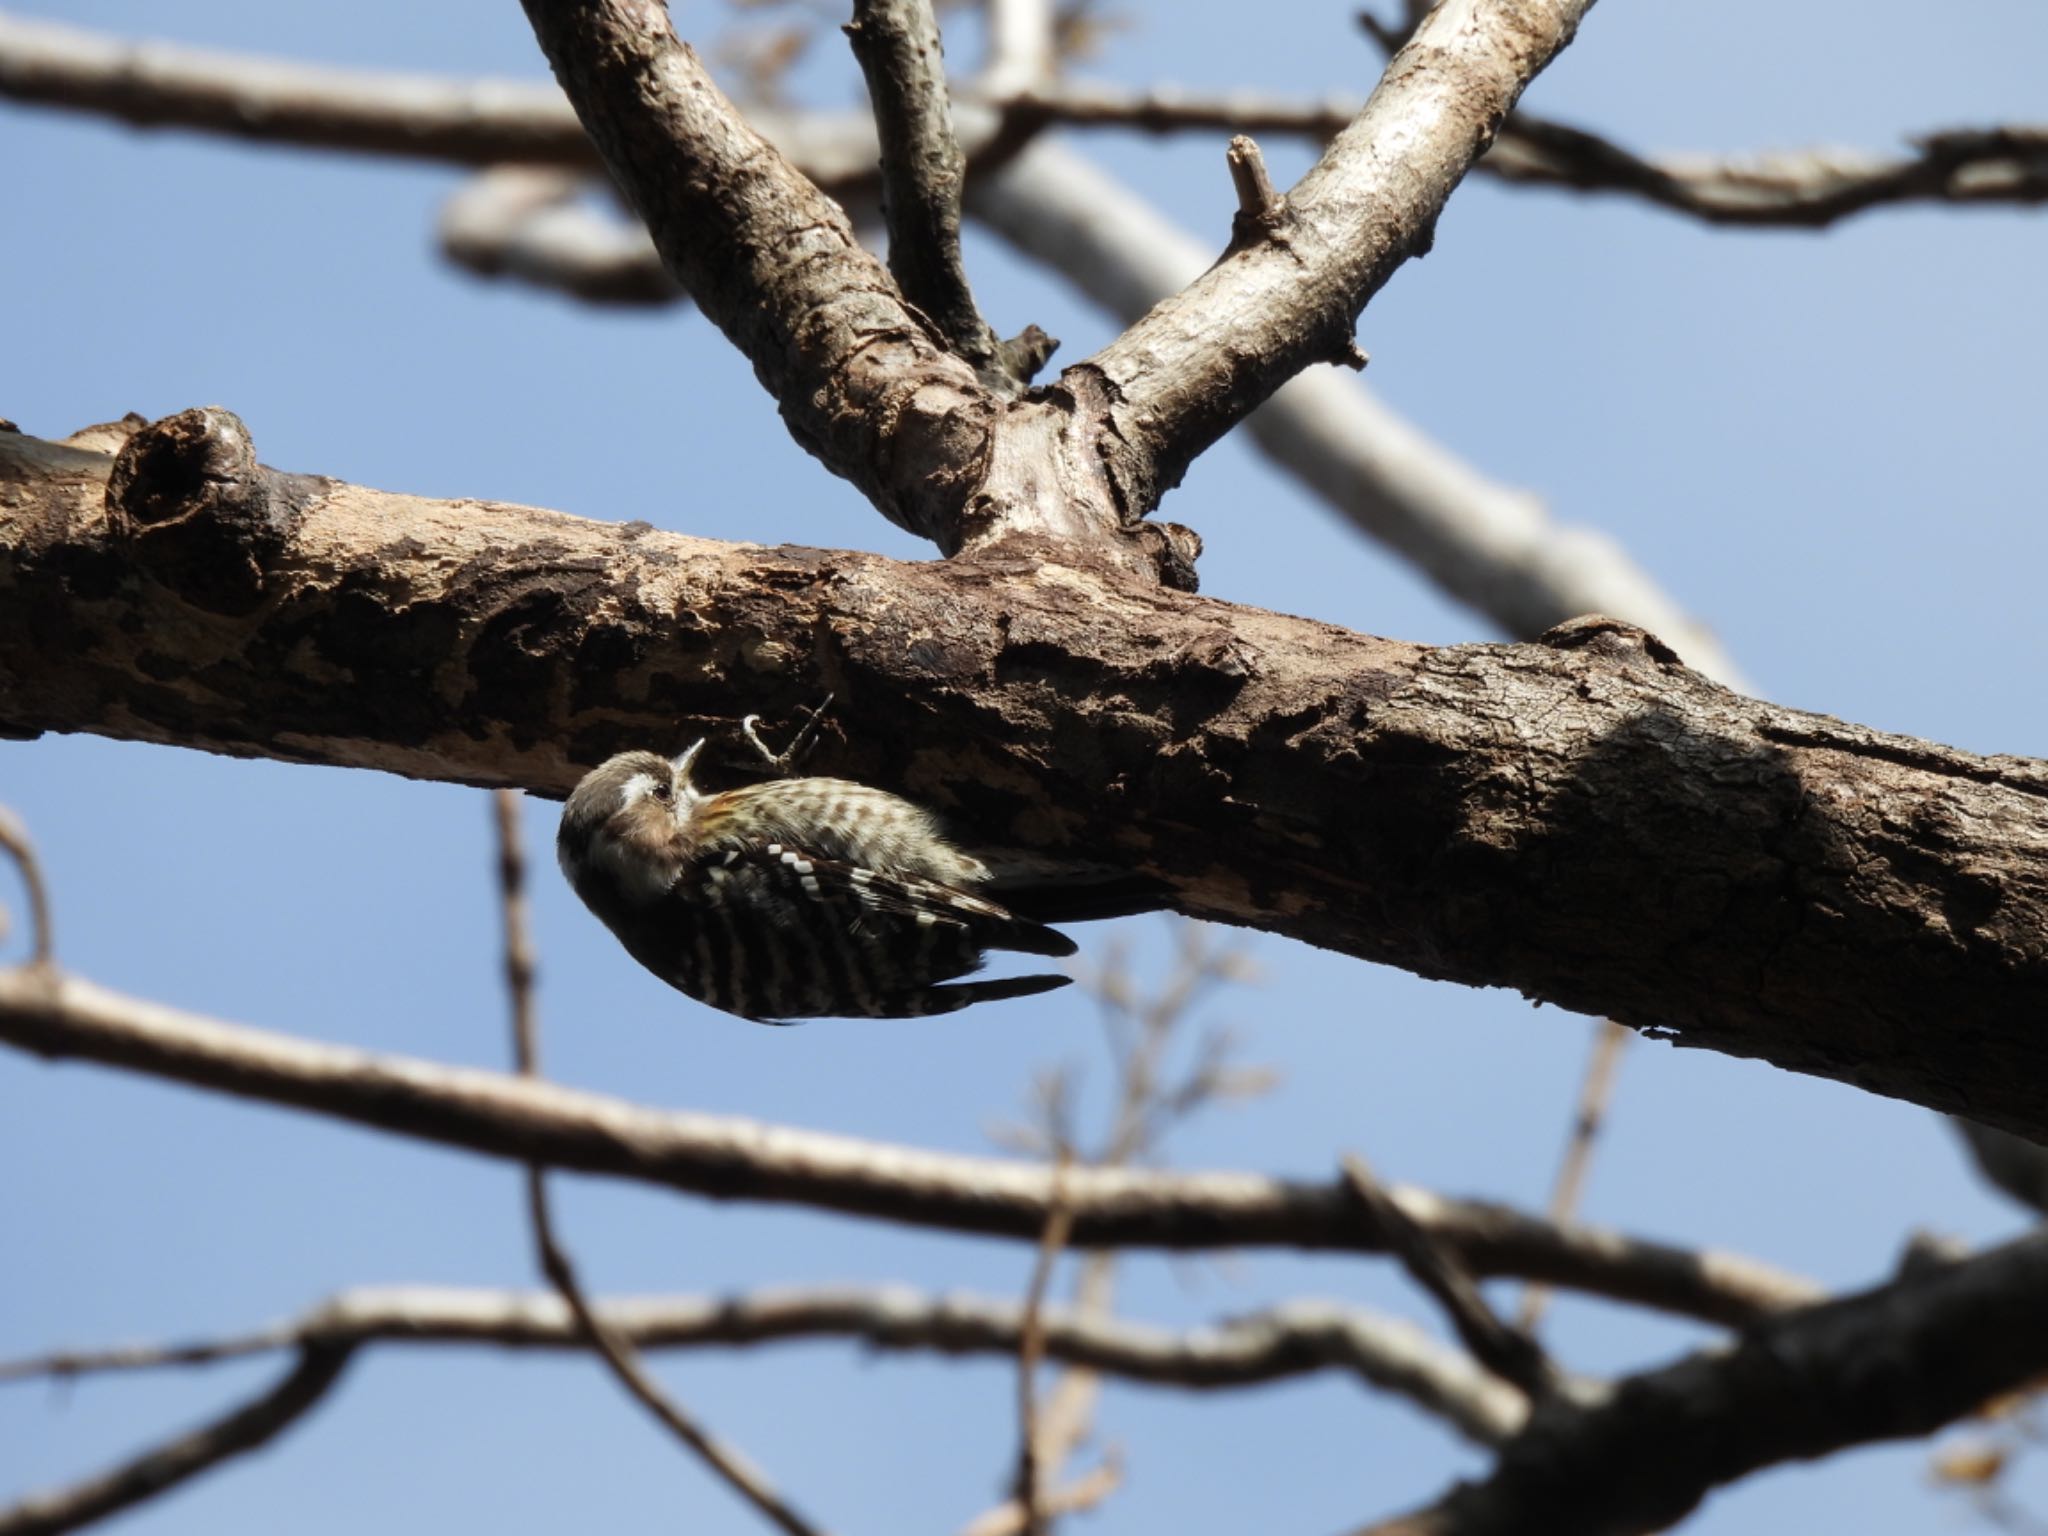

{"left": 1362, "top": 1230, "right": 2048, "bottom": 1536}
{"left": 4, "top": 415, "right": 2047, "bottom": 1136}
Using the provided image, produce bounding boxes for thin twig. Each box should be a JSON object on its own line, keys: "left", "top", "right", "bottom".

{"left": 967, "top": 924, "right": 1271, "bottom": 1536}
{"left": 0, "top": 804, "right": 54, "bottom": 966}
{"left": 0, "top": 1344, "right": 353, "bottom": 1536}
{"left": 1014, "top": 1151, "right": 1078, "bottom": 1536}
{"left": 1342, "top": 1154, "right": 1560, "bottom": 1402}
{"left": 1226, "top": 133, "right": 1283, "bottom": 226}
{"left": 1517, "top": 1017, "right": 1630, "bottom": 1331}
{"left": 490, "top": 790, "right": 829, "bottom": 1536}
{"left": 4, "top": 14, "right": 2041, "bottom": 231}
{"left": 0, "top": 1284, "right": 1528, "bottom": 1445}
{"left": 956, "top": 1454, "right": 1124, "bottom": 1536}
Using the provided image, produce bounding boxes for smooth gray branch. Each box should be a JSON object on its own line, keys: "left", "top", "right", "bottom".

{"left": 0, "top": 967, "right": 1819, "bottom": 1325}
{"left": 0, "top": 1283, "right": 1530, "bottom": 1447}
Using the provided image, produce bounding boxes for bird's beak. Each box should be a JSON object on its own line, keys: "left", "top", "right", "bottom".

{"left": 672, "top": 739, "right": 706, "bottom": 782}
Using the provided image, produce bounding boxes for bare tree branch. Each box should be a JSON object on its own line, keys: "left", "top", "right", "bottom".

{"left": 512, "top": 0, "right": 1006, "bottom": 553}
{"left": 438, "top": 168, "right": 684, "bottom": 305}
{"left": 1516, "top": 1017, "right": 1630, "bottom": 1332}
{"left": 445, "top": 144, "right": 1749, "bottom": 691}
{"left": 514, "top": 0, "right": 1182, "bottom": 580}
{"left": 996, "top": 81, "right": 2048, "bottom": 228}
{"left": 845, "top": 0, "right": 1005, "bottom": 377}
{"left": 0, "top": 802, "right": 53, "bottom": 966}
{"left": 492, "top": 792, "right": 830, "bottom": 1536}
{"left": 955, "top": 1457, "right": 1123, "bottom": 1536}
{"left": 0, "top": 964, "right": 1821, "bottom": 1324}
{"left": 0, "top": 1344, "right": 353, "bottom": 1536}
{"left": 1011, "top": 1154, "right": 1078, "bottom": 1535}
{"left": 1342, "top": 1155, "right": 1560, "bottom": 1403}
{"left": 976, "top": 0, "right": 1057, "bottom": 100}
{"left": 0, "top": 1283, "right": 1531, "bottom": 1446}
{"left": 0, "top": 11, "right": 593, "bottom": 167}
{"left": 1354, "top": 1231, "right": 2048, "bottom": 1536}
{"left": 1486, "top": 115, "right": 2048, "bottom": 228}
{"left": 10, "top": 13, "right": 2033, "bottom": 233}
{"left": 10, "top": 419, "right": 2048, "bottom": 1134}
{"left": 965, "top": 140, "right": 1750, "bottom": 687}
{"left": 1082, "top": 0, "right": 1598, "bottom": 510}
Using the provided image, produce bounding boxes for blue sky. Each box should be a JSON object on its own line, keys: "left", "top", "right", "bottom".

{"left": 4, "top": 2, "right": 2046, "bottom": 1532}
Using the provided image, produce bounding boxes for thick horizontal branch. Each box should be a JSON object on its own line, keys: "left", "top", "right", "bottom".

{"left": 6, "top": 416, "right": 2048, "bottom": 1131}
{"left": 0, "top": 968, "right": 1816, "bottom": 1326}
{"left": 0, "top": 1283, "right": 1528, "bottom": 1445}
{"left": 1362, "top": 1230, "right": 2048, "bottom": 1536}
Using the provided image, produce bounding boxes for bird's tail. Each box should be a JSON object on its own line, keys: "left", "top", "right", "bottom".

{"left": 899, "top": 972, "right": 1072, "bottom": 1016}
{"left": 979, "top": 851, "right": 1171, "bottom": 926}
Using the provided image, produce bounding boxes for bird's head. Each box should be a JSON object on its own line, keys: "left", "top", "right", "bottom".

{"left": 556, "top": 741, "right": 709, "bottom": 905}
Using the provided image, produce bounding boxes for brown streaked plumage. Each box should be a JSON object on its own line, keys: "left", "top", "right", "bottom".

{"left": 557, "top": 742, "right": 1076, "bottom": 1022}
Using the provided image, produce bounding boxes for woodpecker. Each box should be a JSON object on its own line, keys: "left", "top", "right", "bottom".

{"left": 556, "top": 739, "right": 1077, "bottom": 1022}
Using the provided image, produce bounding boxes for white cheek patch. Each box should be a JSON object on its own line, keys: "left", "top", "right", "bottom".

{"left": 619, "top": 772, "right": 660, "bottom": 808}
{"left": 590, "top": 828, "right": 681, "bottom": 904}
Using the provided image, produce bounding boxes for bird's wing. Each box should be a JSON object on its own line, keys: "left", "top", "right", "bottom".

{"left": 698, "top": 843, "right": 1077, "bottom": 958}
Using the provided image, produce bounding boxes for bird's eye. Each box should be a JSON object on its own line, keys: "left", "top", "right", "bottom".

{"left": 653, "top": 782, "right": 673, "bottom": 802}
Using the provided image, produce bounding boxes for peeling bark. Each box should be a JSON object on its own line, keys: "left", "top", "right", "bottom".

{"left": 4, "top": 415, "right": 2046, "bottom": 1134}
